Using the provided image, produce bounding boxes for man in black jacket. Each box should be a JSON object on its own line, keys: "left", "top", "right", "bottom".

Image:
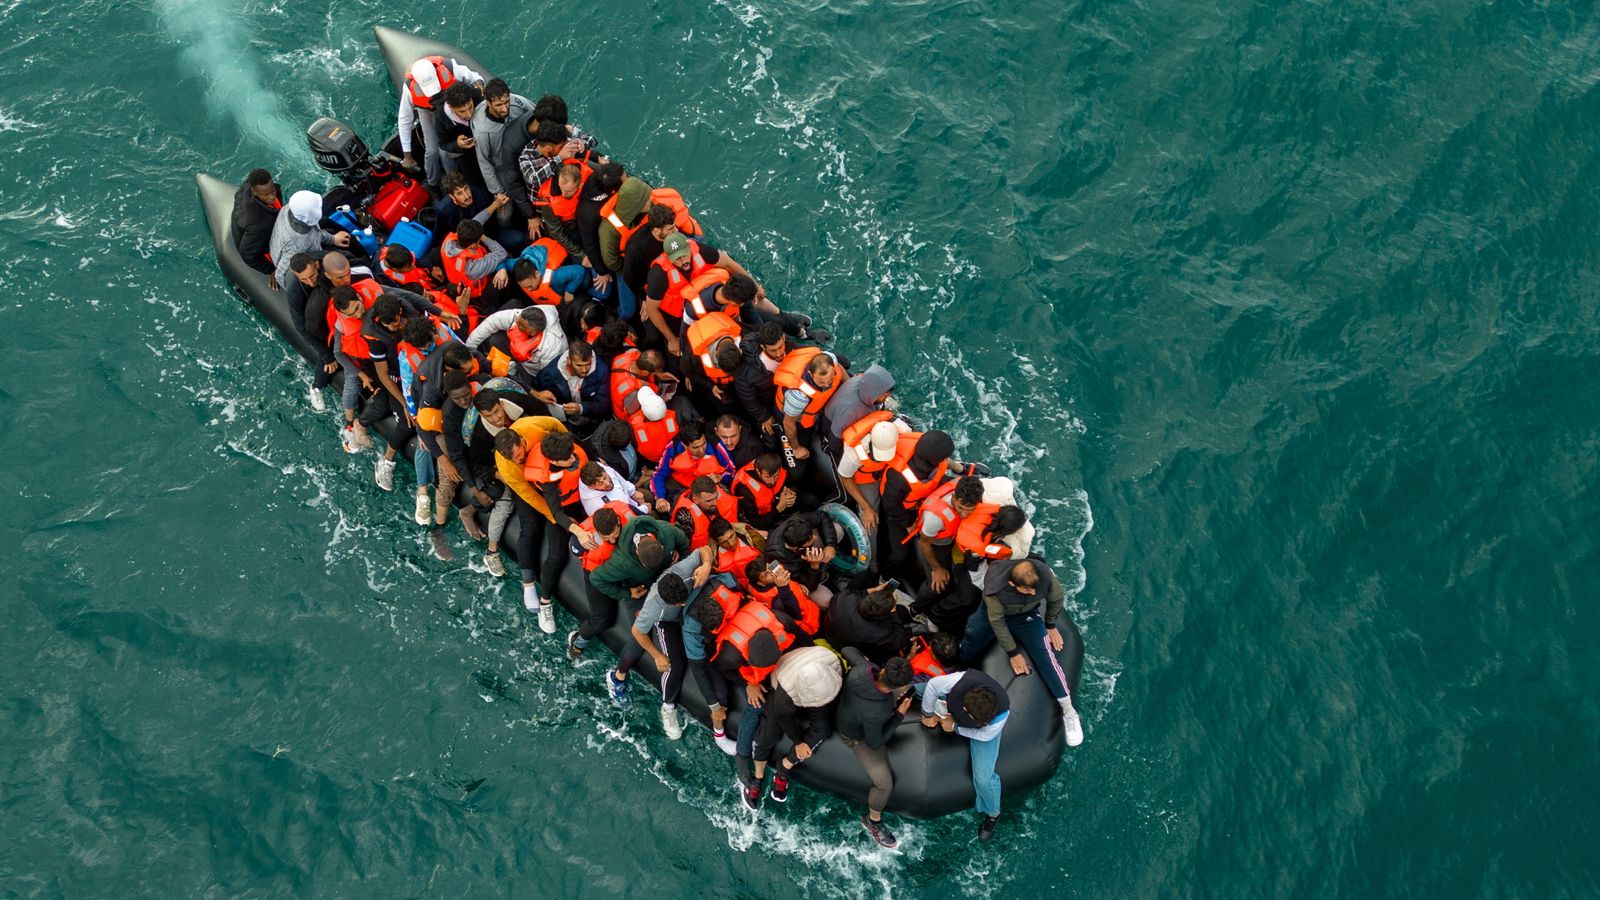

{"left": 231, "top": 168, "right": 282, "bottom": 287}
{"left": 824, "top": 582, "right": 912, "bottom": 665}
{"left": 735, "top": 322, "right": 789, "bottom": 446}
{"left": 836, "top": 650, "right": 913, "bottom": 848}
{"left": 283, "top": 252, "right": 336, "bottom": 412}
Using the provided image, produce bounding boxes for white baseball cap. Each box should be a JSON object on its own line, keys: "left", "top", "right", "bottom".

{"left": 288, "top": 190, "right": 322, "bottom": 227}
{"left": 868, "top": 420, "right": 901, "bottom": 461}
{"left": 409, "top": 59, "right": 443, "bottom": 98}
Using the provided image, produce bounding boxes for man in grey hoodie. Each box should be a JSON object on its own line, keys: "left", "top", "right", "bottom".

{"left": 269, "top": 190, "right": 350, "bottom": 289}
{"left": 471, "top": 79, "right": 536, "bottom": 230}
{"left": 822, "top": 364, "right": 897, "bottom": 443}
{"left": 835, "top": 649, "right": 914, "bottom": 847}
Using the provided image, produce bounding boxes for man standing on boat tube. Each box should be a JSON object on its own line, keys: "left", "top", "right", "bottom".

{"left": 398, "top": 56, "right": 485, "bottom": 189}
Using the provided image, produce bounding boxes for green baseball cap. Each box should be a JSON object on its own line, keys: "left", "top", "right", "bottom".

{"left": 663, "top": 232, "right": 691, "bottom": 263}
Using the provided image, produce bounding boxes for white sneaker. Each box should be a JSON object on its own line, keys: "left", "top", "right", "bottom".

{"left": 713, "top": 732, "right": 737, "bottom": 755}
{"left": 484, "top": 552, "right": 506, "bottom": 578}
{"left": 660, "top": 704, "right": 684, "bottom": 740}
{"left": 1062, "top": 698, "right": 1084, "bottom": 747}
{"left": 536, "top": 601, "right": 557, "bottom": 634}
{"left": 413, "top": 490, "right": 431, "bottom": 525}
{"left": 374, "top": 458, "right": 396, "bottom": 491}
{"left": 308, "top": 383, "right": 327, "bottom": 412}
{"left": 340, "top": 425, "right": 360, "bottom": 454}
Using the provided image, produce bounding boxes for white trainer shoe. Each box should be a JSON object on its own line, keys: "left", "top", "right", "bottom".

{"left": 340, "top": 425, "right": 360, "bottom": 454}
{"left": 413, "top": 490, "right": 431, "bottom": 525}
{"left": 374, "top": 458, "right": 396, "bottom": 491}
{"left": 484, "top": 552, "right": 506, "bottom": 578}
{"left": 660, "top": 704, "right": 684, "bottom": 740}
{"left": 308, "top": 383, "right": 327, "bottom": 413}
{"left": 1062, "top": 698, "right": 1084, "bottom": 747}
{"left": 536, "top": 601, "right": 557, "bottom": 634}
{"left": 713, "top": 732, "right": 737, "bottom": 755}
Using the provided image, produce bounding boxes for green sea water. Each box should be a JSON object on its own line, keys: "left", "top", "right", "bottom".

{"left": 3, "top": 0, "right": 1598, "bottom": 896}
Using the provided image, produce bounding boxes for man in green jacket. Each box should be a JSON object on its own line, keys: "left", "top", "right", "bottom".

{"left": 588, "top": 516, "right": 689, "bottom": 705}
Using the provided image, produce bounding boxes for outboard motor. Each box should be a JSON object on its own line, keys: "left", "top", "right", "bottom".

{"left": 307, "top": 117, "right": 378, "bottom": 189}
{"left": 306, "top": 117, "right": 430, "bottom": 234}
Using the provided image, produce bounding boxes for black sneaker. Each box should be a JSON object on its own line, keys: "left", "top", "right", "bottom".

{"left": 566, "top": 630, "right": 584, "bottom": 662}
{"left": 862, "top": 815, "right": 898, "bottom": 849}
{"left": 977, "top": 814, "right": 999, "bottom": 842}
{"left": 768, "top": 774, "right": 790, "bottom": 803}
{"left": 740, "top": 778, "right": 762, "bottom": 811}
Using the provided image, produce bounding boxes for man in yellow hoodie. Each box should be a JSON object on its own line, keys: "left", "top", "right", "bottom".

{"left": 494, "top": 416, "right": 598, "bottom": 633}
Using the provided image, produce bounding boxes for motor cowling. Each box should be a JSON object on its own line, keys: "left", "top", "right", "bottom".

{"left": 307, "top": 117, "right": 372, "bottom": 186}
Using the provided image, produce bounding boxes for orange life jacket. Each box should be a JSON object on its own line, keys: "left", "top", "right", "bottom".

{"left": 954, "top": 503, "right": 1013, "bottom": 561}
{"left": 705, "top": 582, "right": 745, "bottom": 627}
{"left": 668, "top": 446, "right": 730, "bottom": 489}
{"left": 578, "top": 500, "right": 637, "bottom": 572}
{"left": 671, "top": 488, "right": 740, "bottom": 549}
{"left": 907, "top": 478, "right": 963, "bottom": 544}
{"left": 772, "top": 347, "right": 841, "bottom": 429}
{"left": 405, "top": 55, "right": 455, "bottom": 110}
{"left": 506, "top": 321, "right": 546, "bottom": 363}
{"left": 908, "top": 635, "right": 949, "bottom": 679}
{"left": 686, "top": 312, "right": 741, "bottom": 385}
{"left": 841, "top": 413, "right": 907, "bottom": 485}
{"left": 326, "top": 289, "right": 379, "bottom": 360}
{"left": 381, "top": 262, "right": 461, "bottom": 317}
{"left": 441, "top": 234, "right": 488, "bottom": 298}
{"left": 882, "top": 432, "right": 949, "bottom": 508}
{"left": 609, "top": 349, "right": 657, "bottom": 419}
{"left": 629, "top": 409, "right": 679, "bottom": 464}
{"left": 732, "top": 461, "right": 787, "bottom": 517}
{"left": 715, "top": 603, "right": 794, "bottom": 685}
{"left": 397, "top": 319, "right": 452, "bottom": 398}
{"left": 651, "top": 242, "right": 729, "bottom": 318}
{"left": 523, "top": 442, "right": 591, "bottom": 510}
{"left": 602, "top": 186, "right": 701, "bottom": 255}
{"left": 519, "top": 237, "right": 571, "bottom": 306}
{"left": 535, "top": 157, "right": 593, "bottom": 223}
{"left": 747, "top": 581, "right": 821, "bottom": 636}
{"left": 715, "top": 540, "right": 761, "bottom": 588}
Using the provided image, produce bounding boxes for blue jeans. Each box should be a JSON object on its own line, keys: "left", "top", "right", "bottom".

{"left": 969, "top": 730, "right": 1003, "bottom": 816}
{"left": 959, "top": 607, "right": 1070, "bottom": 702}
{"left": 615, "top": 275, "right": 638, "bottom": 320}
{"left": 734, "top": 702, "right": 766, "bottom": 785}
{"left": 413, "top": 444, "right": 436, "bottom": 489}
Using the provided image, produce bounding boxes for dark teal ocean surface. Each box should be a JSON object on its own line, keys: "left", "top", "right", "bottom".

{"left": 3, "top": 0, "right": 1598, "bottom": 896}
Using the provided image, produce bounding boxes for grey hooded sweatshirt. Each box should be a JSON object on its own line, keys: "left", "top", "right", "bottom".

{"left": 823, "top": 364, "right": 896, "bottom": 441}
{"left": 471, "top": 93, "right": 536, "bottom": 215}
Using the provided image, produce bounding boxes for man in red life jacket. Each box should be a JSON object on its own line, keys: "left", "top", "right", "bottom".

{"left": 440, "top": 218, "right": 511, "bottom": 315}
{"left": 466, "top": 303, "right": 566, "bottom": 387}
{"left": 774, "top": 347, "right": 845, "bottom": 464}
{"left": 609, "top": 347, "right": 673, "bottom": 420}
{"left": 835, "top": 414, "right": 914, "bottom": 535}
{"left": 912, "top": 474, "right": 987, "bottom": 621}
{"left": 671, "top": 476, "right": 742, "bottom": 551}
{"left": 879, "top": 430, "right": 956, "bottom": 582}
{"left": 731, "top": 452, "right": 797, "bottom": 535}
{"left": 398, "top": 55, "right": 485, "bottom": 188}
{"left": 643, "top": 232, "right": 764, "bottom": 356}
{"left": 652, "top": 419, "right": 736, "bottom": 503}
{"left": 625, "top": 385, "right": 680, "bottom": 468}
{"left": 380, "top": 244, "right": 468, "bottom": 321}
{"left": 576, "top": 460, "right": 652, "bottom": 518}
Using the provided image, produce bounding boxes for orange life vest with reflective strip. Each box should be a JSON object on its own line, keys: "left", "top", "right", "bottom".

{"left": 602, "top": 186, "right": 701, "bottom": 255}
{"left": 715, "top": 540, "right": 761, "bottom": 588}
{"left": 405, "top": 55, "right": 456, "bottom": 110}
{"left": 535, "top": 157, "right": 593, "bottom": 223}
{"left": 609, "top": 349, "right": 658, "bottom": 420}
{"left": 326, "top": 290, "right": 379, "bottom": 360}
{"left": 397, "top": 319, "right": 452, "bottom": 392}
{"left": 523, "top": 443, "right": 590, "bottom": 509}
{"left": 668, "top": 446, "right": 730, "bottom": 489}
{"left": 908, "top": 636, "right": 949, "bottom": 679}
{"left": 671, "top": 488, "right": 740, "bottom": 548}
{"left": 651, "top": 242, "right": 728, "bottom": 318}
{"left": 706, "top": 582, "right": 745, "bottom": 626}
{"left": 687, "top": 312, "right": 741, "bottom": 385}
{"left": 747, "top": 581, "right": 822, "bottom": 636}
{"left": 882, "top": 432, "right": 949, "bottom": 508}
{"left": 907, "top": 478, "right": 963, "bottom": 544}
{"left": 955, "top": 503, "right": 1013, "bottom": 561}
{"left": 629, "top": 409, "right": 678, "bottom": 464}
{"left": 578, "top": 500, "right": 637, "bottom": 571}
{"left": 381, "top": 262, "right": 461, "bottom": 317}
{"left": 441, "top": 235, "right": 488, "bottom": 298}
{"left": 842, "top": 414, "right": 910, "bottom": 485}
{"left": 732, "top": 461, "right": 787, "bottom": 517}
{"left": 520, "top": 237, "right": 570, "bottom": 305}
{"left": 772, "top": 347, "right": 841, "bottom": 429}
{"left": 716, "top": 603, "right": 794, "bottom": 685}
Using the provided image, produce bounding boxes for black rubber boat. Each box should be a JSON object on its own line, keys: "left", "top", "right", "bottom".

{"left": 192, "top": 24, "right": 1083, "bottom": 819}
